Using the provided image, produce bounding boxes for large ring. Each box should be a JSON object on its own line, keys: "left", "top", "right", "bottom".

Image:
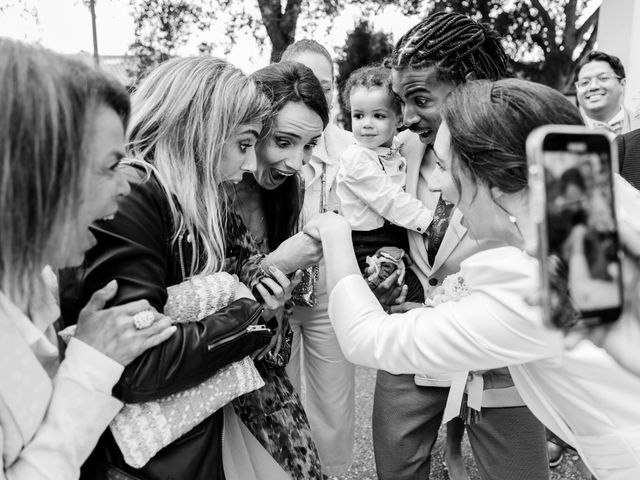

{"left": 133, "top": 310, "right": 155, "bottom": 330}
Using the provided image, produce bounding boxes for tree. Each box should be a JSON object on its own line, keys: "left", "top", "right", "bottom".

{"left": 335, "top": 19, "right": 394, "bottom": 130}
{"left": 127, "top": 0, "right": 210, "bottom": 84}
{"left": 215, "top": 0, "right": 422, "bottom": 63}
{"left": 430, "top": 0, "right": 600, "bottom": 92}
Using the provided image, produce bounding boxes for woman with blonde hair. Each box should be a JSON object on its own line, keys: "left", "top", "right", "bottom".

{"left": 0, "top": 39, "right": 175, "bottom": 479}
{"left": 59, "top": 56, "right": 281, "bottom": 480}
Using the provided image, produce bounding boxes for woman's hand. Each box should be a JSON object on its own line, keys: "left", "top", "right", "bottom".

{"left": 74, "top": 280, "right": 176, "bottom": 366}
{"left": 251, "top": 265, "right": 302, "bottom": 360}
{"left": 267, "top": 231, "right": 323, "bottom": 274}
{"left": 303, "top": 211, "right": 350, "bottom": 242}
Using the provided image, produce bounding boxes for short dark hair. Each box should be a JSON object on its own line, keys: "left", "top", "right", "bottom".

{"left": 388, "top": 11, "right": 510, "bottom": 84}
{"left": 441, "top": 79, "right": 584, "bottom": 197}
{"left": 576, "top": 50, "right": 626, "bottom": 80}
{"left": 281, "top": 39, "right": 334, "bottom": 76}
{"left": 341, "top": 65, "right": 401, "bottom": 114}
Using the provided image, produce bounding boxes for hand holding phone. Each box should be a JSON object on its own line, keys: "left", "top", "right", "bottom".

{"left": 527, "top": 125, "right": 623, "bottom": 329}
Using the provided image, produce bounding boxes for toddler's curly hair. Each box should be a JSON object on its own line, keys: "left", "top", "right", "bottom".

{"left": 341, "top": 65, "right": 401, "bottom": 115}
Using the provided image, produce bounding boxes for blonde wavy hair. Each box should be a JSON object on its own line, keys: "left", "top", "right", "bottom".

{"left": 127, "top": 57, "right": 270, "bottom": 276}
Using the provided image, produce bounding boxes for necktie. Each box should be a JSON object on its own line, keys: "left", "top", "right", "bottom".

{"left": 426, "top": 194, "right": 454, "bottom": 266}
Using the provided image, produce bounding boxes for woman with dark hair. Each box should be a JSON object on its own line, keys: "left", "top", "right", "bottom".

{"left": 280, "top": 39, "right": 357, "bottom": 477}
{"left": 223, "top": 60, "right": 328, "bottom": 479}
{"left": 307, "top": 78, "right": 640, "bottom": 479}
{"left": 0, "top": 39, "right": 175, "bottom": 479}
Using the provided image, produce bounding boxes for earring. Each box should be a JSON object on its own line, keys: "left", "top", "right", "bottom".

{"left": 508, "top": 215, "right": 517, "bottom": 224}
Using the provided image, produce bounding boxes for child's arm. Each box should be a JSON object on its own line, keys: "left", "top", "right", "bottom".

{"left": 337, "top": 146, "right": 433, "bottom": 233}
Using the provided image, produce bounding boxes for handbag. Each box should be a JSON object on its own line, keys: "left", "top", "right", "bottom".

{"left": 110, "top": 356, "right": 264, "bottom": 468}
{"left": 291, "top": 163, "right": 326, "bottom": 307}
{"left": 59, "top": 273, "right": 272, "bottom": 468}
{"left": 110, "top": 273, "right": 270, "bottom": 468}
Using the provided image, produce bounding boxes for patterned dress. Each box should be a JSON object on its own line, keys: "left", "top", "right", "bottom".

{"left": 224, "top": 210, "right": 322, "bottom": 480}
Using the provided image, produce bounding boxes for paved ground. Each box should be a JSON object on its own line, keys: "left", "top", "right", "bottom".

{"left": 330, "top": 366, "right": 592, "bottom": 480}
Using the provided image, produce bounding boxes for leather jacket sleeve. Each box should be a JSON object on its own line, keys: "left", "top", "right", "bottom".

{"left": 64, "top": 175, "right": 262, "bottom": 403}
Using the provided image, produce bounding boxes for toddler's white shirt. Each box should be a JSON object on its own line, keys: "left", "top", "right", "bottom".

{"left": 336, "top": 138, "right": 433, "bottom": 232}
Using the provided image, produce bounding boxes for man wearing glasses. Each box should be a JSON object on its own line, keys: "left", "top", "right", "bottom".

{"left": 575, "top": 50, "right": 640, "bottom": 135}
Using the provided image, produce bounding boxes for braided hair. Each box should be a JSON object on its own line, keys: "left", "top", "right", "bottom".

{"left": 389, "top": 11, "right": 510, "bottom": 84}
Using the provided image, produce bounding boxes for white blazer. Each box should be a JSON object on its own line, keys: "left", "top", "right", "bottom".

{"left": 329, "top": 247, "right": 640, "bottom": 479}
{"left": 0, "top": 289, "right": 123, "bottom": 480}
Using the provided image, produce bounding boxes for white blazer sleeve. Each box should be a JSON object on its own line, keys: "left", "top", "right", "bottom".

{"left": 337, "top": 147, "right": 433, "bottom": 232}
{"left": 2, "top": 340, "right": 123, "bottom": 480}
{"left": 328, "top": 273, "right": 564, "bottom": 375}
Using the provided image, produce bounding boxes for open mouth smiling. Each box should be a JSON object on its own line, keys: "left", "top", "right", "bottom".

{"left": 269, "top": 168, "right": 295, "bottom": 183}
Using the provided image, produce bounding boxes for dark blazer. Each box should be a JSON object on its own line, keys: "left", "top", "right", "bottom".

{"left": 617, "top": 128, "right": 640, "bottom": 190}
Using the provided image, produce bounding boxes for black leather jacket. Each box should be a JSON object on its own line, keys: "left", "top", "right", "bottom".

{"left": 59, "top": 173, "right": 257, "bottom": 480}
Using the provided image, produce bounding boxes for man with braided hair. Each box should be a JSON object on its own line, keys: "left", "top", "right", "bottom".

{"left": 370, "top": 11, "right": 549, "bottom": 480}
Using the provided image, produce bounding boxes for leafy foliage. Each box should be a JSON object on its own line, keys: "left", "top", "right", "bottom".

{"left": 430, "top": 0, "right": 600, "bottom": 92}
{"left": 211, "top": 0, "right": 422, "bottom": 62}
{"left": 126, "top": 0, "right": 600, "bottom": 92}
{"left": 126, "top": 0, "right": 211, "bottom": 84}
{"left": 335, "top": 19, "right": 394, "bottom": 130}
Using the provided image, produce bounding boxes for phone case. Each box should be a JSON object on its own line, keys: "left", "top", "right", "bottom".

{"left": 526, "top": 125, "right": 622, "bottom": 329}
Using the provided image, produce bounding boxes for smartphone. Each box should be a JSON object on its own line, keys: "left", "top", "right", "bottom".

{"left": 527, "top": 125, "right": 623, "bottom": 329}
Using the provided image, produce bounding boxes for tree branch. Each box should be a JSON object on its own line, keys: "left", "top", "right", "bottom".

{"left": 575, "top": 6, "right": 599, "bottom": 39}
{"left": 256, "top": 0, "right": 284, "bottom": 46}
{"left": 282, "top": 0, "right": 302, "bottom": 39}
{"left": 563, "top": 0, "right": 578, "bottom": 41}
{"left": 529, "top": 0, "right": 559, "bottom": 54}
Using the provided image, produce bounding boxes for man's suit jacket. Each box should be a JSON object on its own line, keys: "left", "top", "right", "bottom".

{"left": 617, "top": 127, "right": 640, "bottom": 190}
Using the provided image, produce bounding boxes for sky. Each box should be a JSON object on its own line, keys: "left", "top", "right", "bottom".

{"left": 0, "top": 1, "right": 425, "bottom": 73}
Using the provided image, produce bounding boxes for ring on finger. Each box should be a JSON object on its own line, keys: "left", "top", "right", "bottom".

{"left": 133, "top": 310, "right": 155, "bottom": 330}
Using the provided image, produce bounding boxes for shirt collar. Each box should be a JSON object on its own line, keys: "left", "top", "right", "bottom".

{"left": 374, "top": 138, "right": 400, "bottom": 161}
{"left": 582, "top": 106, "right": 626, "bottom": 134}
{"left": 0, "top": 267, "right": 60, "bottom": 350}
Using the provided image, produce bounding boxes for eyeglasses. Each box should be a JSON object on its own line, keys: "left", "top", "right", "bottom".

{"left": 575, "top": 73, "right": 622, "bottom": 90}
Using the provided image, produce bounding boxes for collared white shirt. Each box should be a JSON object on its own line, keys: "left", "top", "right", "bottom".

{"left": 336, "top": 139, "right": 433, "bottom": 232}
{"left": 2, "top": 267, "right": 123, "bottom": 391}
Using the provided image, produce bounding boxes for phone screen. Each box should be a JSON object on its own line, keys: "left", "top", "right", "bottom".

{"left": 542, "top": 134, "right": 622, "bottom": 326}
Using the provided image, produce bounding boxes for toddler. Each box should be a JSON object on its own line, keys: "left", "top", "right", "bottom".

{"left": 336, "top": 65, "right": 432, "bottom": 294}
